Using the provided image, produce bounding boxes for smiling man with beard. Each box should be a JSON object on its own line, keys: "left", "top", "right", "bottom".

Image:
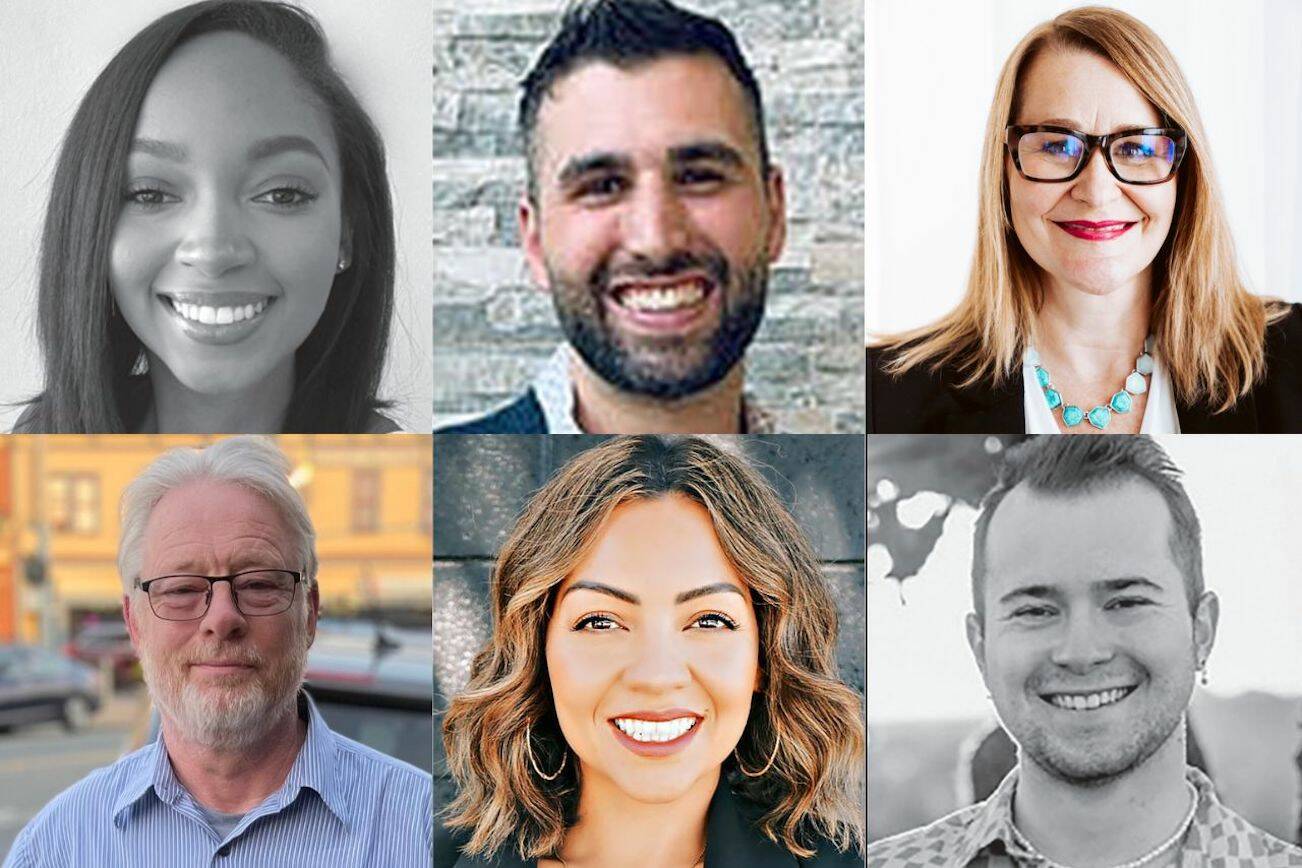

{"left": 868, "top": 437, "right": 1302, "bottom": 868}
{"left": 439, "top": 0, "right": 786, "bottom": 434}
{"left": 4, "top": 437, "right": 430, "bottom": 868}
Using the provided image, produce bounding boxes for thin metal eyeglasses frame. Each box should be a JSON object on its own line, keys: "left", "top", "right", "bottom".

{"left": 134, "top": 569, "right": 305, "bottom": 620}
{"left": 1004, "top": 124, "right": 1188, "bottom": 185}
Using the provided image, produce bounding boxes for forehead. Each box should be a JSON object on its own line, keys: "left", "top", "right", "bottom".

{"left": 533, "top": 53, "right": 759, "bottom": 175}
{"left": 134, "top": 31, "right": 339, "bottom": 170}
{"left": 983, "top": 477, "right": 1184, "bottom": 601}
{"left": 141, "top": 479, "right": 291, "bottom": 570}
{"left": 1015, "top": 46, "right": 1162, "bottom": 130}
{"left": 555, "top": 493, "right": 746, "bottom": 601}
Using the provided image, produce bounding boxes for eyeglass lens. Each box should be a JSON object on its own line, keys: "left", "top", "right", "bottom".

{"left": 1016, "top": 131, "right": 1179, "bottom": 182}
{"left": 146, "top": 570, "right": 297, "bottom": 619}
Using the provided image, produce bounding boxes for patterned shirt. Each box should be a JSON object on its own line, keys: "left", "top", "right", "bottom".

{"left": 867, "top": 766, "right": 1302, "bottom": 867}
{"left": 3, "top": 694, "right": 431, "bottom": 868}
{"left": 532, "top": 344, "right": 777, "bottom": 434}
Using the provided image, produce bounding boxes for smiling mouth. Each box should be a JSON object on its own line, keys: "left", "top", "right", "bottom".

{"left": 611, "top": 716, "right": 700, "bottom": 743}
{"left": 159, "top": 294, "right": 274, "bottom": 325}
{"left": 610, "top": 277, "right": 713, "bottom": 314}
{"left": 1041, "top": 685, "right": 1137, "bottom": 711}
{"left": 1053, "top": 220, "right": 1137, "bottom": 241}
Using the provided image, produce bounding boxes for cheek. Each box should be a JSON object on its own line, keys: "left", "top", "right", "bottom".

{"left": 544, "top": 633, "right": 611, "bottom": 723}
{"left": 110, "top": 219, "right": 170, "bottom": 308}
{"left": 259, "top": 211, "right": 341, "bottom": 337}
{"left": 693, "top": 634, "right": 759, "bottom": 716}
{"left": 541, "top": 208, "right": 617, "bottom": 278}
{"left": 688, "top": 192, "right": 767, "bottom": 261}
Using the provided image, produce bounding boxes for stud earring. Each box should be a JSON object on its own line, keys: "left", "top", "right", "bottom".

{"left": 336, "top": 256, "right": 349, "bottom": 273}
{"left": 1198, "top": 664, "right": 1208, "bottom": 687}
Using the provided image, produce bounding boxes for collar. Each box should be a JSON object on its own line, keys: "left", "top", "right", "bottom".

{"left": 531, "top": 344, "right": 775, "bottom": 434}
{"left": 957, "top": 765, "right": 1232, "bottom": 865}
{"left": 112, "top": 692, "right": 347, "bottom": 830}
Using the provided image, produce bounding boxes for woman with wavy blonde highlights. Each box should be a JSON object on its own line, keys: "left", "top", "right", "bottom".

{"left": 437, "top": 436, "right": 864, "bottom": 867}
{"left": 868, "top": 6, "right": 1301, "bottom": 434}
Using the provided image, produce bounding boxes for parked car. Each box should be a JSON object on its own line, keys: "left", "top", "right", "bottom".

{"left": 0, "top": 644, "right": 102, "bottom": 733}
{"left": 65, "top": 621, "right": 139, "bottom": 687}
{"left": 137, "top": 621, "right": 433, "bottom": 772}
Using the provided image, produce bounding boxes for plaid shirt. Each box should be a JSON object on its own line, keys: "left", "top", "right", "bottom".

{"left": 867, "top": 766, "right": 1302, "bottom": 867}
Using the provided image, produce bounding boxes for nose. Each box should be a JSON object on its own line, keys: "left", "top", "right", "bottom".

{"left": 198, "top": 580, "right": 249, "bottom": 641}
{"left": 1049, "top": 607, "right": 1114, "bottom": 673}
{"left": 1069, "top": 145, "right": 1122, "bottom": 207}
{"left": 174, "top": 194, "right": 255, "bottom": 277}
{"left": 620, "top": 626, "right": 692, "bottom": 695}
{"left": 620, "top": 178, "right": 690, "bottom": 261}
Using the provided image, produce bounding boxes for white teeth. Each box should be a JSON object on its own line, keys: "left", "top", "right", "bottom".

{"left": 613, "top": 716, "right": 698, "bottom": 743}
{"left": 169, "top": 298, "right": 268, "bottom": 324}
{"left": 1048, "top": 687, "right": 1132, "bottom": 711}
{"left": 618, "top": 281, "right": 706, "bottom": 312}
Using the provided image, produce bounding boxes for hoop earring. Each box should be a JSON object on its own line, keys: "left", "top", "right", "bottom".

{"left": 734, "top": 728, "right": 780, "bottom": 778}
{"left": 525, "top": 720, "right": 567, "bottom": 781}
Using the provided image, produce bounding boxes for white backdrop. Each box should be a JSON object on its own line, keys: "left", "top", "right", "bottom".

{"left": 0, "top": 0, "right": 433, "bottom": 431}
{"left": 865, "top": 0, "right": 1302, "bottom": 337}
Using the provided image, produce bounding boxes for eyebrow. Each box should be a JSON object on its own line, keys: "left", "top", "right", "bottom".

{"left": 561, "top": 580, "right": 745, "bottom": 605}
{"left": 131, "top": 137, "right": 188, "bottom": 162}
{"left": 667, "top": 139, "right": 746, "bottom": 168}
{"left": 997, "top": 576, "right": 1167, "bottom": 605}
{"left": 1032, "top": 118, "right": 1161, "bottom": 133}
{"left": 556, "top": 151, "right": 633, "bottom": 189}
{"left": 129, "top": 135, "right": 329, "bottom": 167}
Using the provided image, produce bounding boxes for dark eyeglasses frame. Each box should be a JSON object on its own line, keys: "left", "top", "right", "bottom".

{"left": 135, "top": 569, "right": 304, "bottom": 621}
{"left": 1005, "top": 124, "right": 1188, "bottom": 185}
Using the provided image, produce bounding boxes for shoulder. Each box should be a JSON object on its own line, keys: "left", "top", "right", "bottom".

{"left": 1244, "top": 302, "right": 1302, "bottom": 431}
{"left": 435, "top": 391, "right": 548, "bottom": 434}
{"left": 11, "top": 401, "right": 42, "bottom": 433}
{"left": 867, "top": 343, "right": 991, "bottom": 433}
{"left": 328, "top": 728, "right": 432, "bottom": 794}
{"left": 1263, "top": 301, "right": 1302, "bottom": 355}
{"left": 7, "top": 744, "right": 156, "bottom": 858}
{"left": 865, "top": 802, "right": 987, "bottom": 867}
{"left": 1200, "top": 788, "right": 1302, "bottom": 866}
{"left": 364, "top": 410, "right": 404, "bottom": 433}
{"left": 799, "top": 837, "right": 864, "bottom": 867}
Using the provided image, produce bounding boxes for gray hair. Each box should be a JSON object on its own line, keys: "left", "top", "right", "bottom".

{"left": 118, "top": 436, "right": 318, "bottom": 594}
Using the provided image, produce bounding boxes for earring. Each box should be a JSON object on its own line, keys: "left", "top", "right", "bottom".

{"left": 335, "top": 256, "right": 349, "bottom": 273}
{"left": 525, "top": 720, "right": 567, "bottom": 781}
{"left": 1198, "top": 663, "right": 1208, "bottom": 687}
{"left": 734, "top": 728, "right": 780, "bottom": 778}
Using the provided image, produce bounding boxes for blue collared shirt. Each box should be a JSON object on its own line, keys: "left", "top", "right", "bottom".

{"left": 4, "top": 694, "right": 431, "bottom": 867}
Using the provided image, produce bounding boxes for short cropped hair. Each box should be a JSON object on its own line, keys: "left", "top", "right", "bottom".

{"left": 971, "top": 436, "right": 1202, "bottom": 625}
{"left": 118, "top": 436, "right": 318, "bottom": 593}
{"left": 518, "top": 0, "right": 769, "bottom": 201}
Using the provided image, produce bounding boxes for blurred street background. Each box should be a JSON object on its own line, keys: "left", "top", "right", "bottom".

{"left": 0, "top": 435, "right": 433, "bottom": 853}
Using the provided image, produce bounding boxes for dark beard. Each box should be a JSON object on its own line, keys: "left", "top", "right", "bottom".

{"left": 550, "top": 251, "right": 768, "bottom": 400}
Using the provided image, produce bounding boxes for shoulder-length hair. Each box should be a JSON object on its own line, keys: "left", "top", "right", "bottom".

{"left": 441, "top": 436, "right": 864, "bottom": 861}
{"left": 875, "top": 5, "right": 1287, "bottom": 413}
{"left": 21, "top": 0, "right": 393, "bottom": 433}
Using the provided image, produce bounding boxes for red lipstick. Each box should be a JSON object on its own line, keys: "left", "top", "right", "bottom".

{"left": 1054, "top": 220, "right": 1136, "bottom": 241}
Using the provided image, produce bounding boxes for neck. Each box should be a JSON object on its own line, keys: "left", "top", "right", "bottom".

{"left": 161, "top": 702, "right": 305, "bottom": 814}
{"left": 571, "top": 355, "right": 746, "bottom": 434}
{"left": 557, "top": 764, "right": 715, "bottom": 868}
{"left": 1035, "top": 274, "right": 1152, "bottom": 377}
{"left": 144, "top": 356, "right": 294, "bottom": 434}
{"left": 1012, "top": 724, "right": 1193, "bottom": 868}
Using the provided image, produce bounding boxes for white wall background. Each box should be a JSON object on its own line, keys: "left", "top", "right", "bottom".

{"left": 0, "top": 0, "right": 433, "bottom": 431}
{"left": 865, "top": 0, "right": 1302, "bottom": 338}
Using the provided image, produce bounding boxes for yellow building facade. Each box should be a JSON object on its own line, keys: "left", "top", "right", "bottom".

{"left": 5, "top": 435, "right": 432, "bottom": 643}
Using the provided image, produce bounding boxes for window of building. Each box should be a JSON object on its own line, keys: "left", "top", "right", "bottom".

{"left": 48, "top": 473, "right": 99, "bottom": 534}
{"left": 352, "top": 468, "right": 381, "bottom": 533}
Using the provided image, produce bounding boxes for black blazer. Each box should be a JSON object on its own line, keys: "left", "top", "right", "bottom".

{"left": 434, "top": 775, "right": 861, "bottom": 868}
{"left": 868, "top": 303, "right": 1302, "bottom": 433}
{"left": 436, "top": 391, "right": 548, "bottom": 435}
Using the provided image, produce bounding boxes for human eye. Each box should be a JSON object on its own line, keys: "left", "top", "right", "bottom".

{"left": 675, "top": 165, "right": 727, "bottom": 188}
{"left": 690, "top": 611, "right": 739, "bottom": 631}
{"left": 251, "top": 185, "right": 319, "bottom": 209}
{"left": 1008, "top": 604, "right": 1056, "bottom": 621}
{"left": 573, "top": 173, "right": 628, "bottom": 202}
{"left": 123, "top": 184, "right": 180, "bottom": 211}
{"left": 573, "top": 612, "right": 623, "bottom": 632}
{"left": 1106, "top": 596, "right": 1154, "bottom": 610}
{"left": 1040, "top": 136, "right": 1082, "bottom": 158}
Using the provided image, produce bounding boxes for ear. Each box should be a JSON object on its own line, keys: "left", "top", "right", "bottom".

{"left": 305, "top": 581, "right": 320, "bottom": 649}
{"left": 1192, "top": 590, "right": 1219, "bottom": 671}
{"left": 519, "top": 194, "right": 550, "bottom": 291}
{"left": 965, "top": 611, "right": 989, "bottom": 685}
{"left": 123, "top": 593, "right": 141, "bottom": 649}
{"left": 762, "top": 164, "right": 787, "bottom": 264}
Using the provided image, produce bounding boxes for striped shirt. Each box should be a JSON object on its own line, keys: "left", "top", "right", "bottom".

{"left": 867, "top": 765, "right": 1302, "bottom": 867}
{"left": 3, "top": 694, "right": 431, "bottom": 868}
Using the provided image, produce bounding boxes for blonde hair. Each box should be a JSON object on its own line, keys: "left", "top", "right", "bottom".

{"left": 441, "top": 436, "right": 864, "bottom": 861}
{"left": 875, "top": 5, "right": 1287, "bottom": 412}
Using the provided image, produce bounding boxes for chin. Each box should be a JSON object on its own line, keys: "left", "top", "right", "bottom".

{"left": 161, "top": 354, "right": 287, "bottom": 397}
{"left": 610, "top": 767, "right": 707, "bottom": 805}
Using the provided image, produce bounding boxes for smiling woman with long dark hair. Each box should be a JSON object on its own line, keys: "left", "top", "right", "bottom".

{"left": 14, "top": 0, "right": 396, "bottom": 433}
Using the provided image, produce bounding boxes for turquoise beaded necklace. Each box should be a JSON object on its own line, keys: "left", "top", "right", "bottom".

{"left": 1029, "top": 336, "right": 1155, "bottom": 430}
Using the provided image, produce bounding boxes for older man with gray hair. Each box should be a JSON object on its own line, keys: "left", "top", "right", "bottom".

{"left": 5, "top": 437, "right": 430, "bottom": 868}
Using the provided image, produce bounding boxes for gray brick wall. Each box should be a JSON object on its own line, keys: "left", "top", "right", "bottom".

{"left": 433, "top": 0, "right": 865, "bottom": 432}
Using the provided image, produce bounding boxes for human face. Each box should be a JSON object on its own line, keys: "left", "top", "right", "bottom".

{"left": 545, "top": 495, "right": 761, "bottom": 803}
{"left": 111, "top": 32, "right": 345, "bottom": 398}
{"left": 124, "top": 480, "right": 319, "bottom": 749}
{"left": 1007, "top": 48, "right": 1178, "bottom": 298}
{"left": 967, "top": 479, "right": 1216, "bottom": 785}
{"left": 521, "top": 55, "right": 785, "bottom": 399}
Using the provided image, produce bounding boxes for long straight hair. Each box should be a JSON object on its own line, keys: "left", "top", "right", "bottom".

{"left": 21, "top": 0, "right": 393, "bottom": 433}
{"left": 875, "top": 6, "right": 1286, "bottom": 413}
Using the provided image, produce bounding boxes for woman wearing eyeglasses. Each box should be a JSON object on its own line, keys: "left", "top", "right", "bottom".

{"left": 868, "top": 6, "right": 1302, "bottom": 434}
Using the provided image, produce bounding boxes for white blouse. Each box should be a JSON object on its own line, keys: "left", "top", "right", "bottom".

{"left": 1022, "top": 352, "right": 1180, "bottom": 434}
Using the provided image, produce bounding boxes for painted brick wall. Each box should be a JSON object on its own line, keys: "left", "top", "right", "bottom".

{"left": 433, "top": 0, "right": 865, "bottom": 432}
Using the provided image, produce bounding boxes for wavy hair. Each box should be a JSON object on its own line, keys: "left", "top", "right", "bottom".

{"left": 19, "top": 0, "right": 393, "bottom": 432}
{"left": 874, "top": 6, "right": 1287, "bottom": 413}
{"left": 441, "top": 436, "right": 864, "bottom": 861}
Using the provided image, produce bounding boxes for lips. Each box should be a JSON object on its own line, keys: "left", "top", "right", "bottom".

{"left": 1053, "top": 220, "right": 1137, "bottom": 241}
{"left": 603, "top": 274, "right": 718, "bottom": 334}
{"left": 156, "top": 290, "right": 277, "bottom": 346}
{"left": 608, "top": 708, "right": 704, "bottom": 756}
{"left": 1040, "top": 685, "right": 1138, "bottom": 711}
